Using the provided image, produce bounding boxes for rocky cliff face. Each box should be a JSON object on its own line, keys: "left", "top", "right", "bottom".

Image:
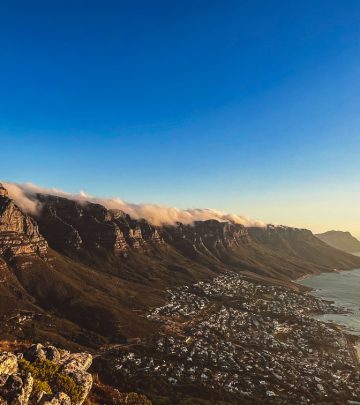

{"left": 32, "top": 195, "right": 250, "bottom": 259}
{"left": 0, "top": 184, "right": 47, "bottom": 268}
{"left": 0, "top": 343, "right": 92, "bottom": 405}
{"left": 161, "top": 220, "right": 249, "bottom": 259}
{"left": 247, "top": 225, "right": 314, "bottom": 249}
{"left": 11, "top": 190, "right": 360, "bottom": 275}
{"left": 35, "top": 194, "right": 164, "bottom": 254}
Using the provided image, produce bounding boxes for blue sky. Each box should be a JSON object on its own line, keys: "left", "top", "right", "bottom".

{"left": 1, "top": 1, "right": 360, "bottom": 236}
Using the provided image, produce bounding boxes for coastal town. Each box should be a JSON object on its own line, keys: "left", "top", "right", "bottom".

{"left": 102, "top": 273, "right": 360, "bottom": 404}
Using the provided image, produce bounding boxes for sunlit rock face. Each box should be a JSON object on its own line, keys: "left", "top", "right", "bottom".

{"left": 0, "top": 183, "right": 48, "bottom": 264}
{"left": 161, "top": 219, "right": 250, "bottom": 259}
{"left": 0, "top": 184, "right": 8, "bottom": 198}
{"left": 33, "top": 194, "right": 165, "bottom": 254}
{"left": 32, "top": 193, "right": 251, "bottom": 258}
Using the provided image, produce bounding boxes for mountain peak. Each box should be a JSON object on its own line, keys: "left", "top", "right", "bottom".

{"left": 0, "top": 183, "right": 8, "bottom": 198}
{"left": 316, "top": 230, "right": 360, "bottom": 253}
{"left": 0, "top": 183, "right": 48, "bottom": 266}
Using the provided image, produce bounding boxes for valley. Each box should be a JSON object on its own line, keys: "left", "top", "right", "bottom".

{"left": 1, "top": 183, "right": 360, "bottom": 404}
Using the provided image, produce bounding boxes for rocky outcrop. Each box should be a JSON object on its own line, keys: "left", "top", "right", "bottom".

{"left": 0, "top": 344, "right": 92, "bottom": 405}
{"left": 12, "top": 190, "right": 359, "bottom": 277}
{"left": 35, "top": 195, "right": 164, "bottom": 254}
{"left": 59, "top": 353, "right": 92, "bottom": 375}
{"left": 0, "top": 184, "right": 47, "bottom": 268}
{"left": 39, "top": 392, "right": 70, "bottom": 405}
{"left": 0, "top": 186, "right": 8, "bottom": 199}
{"left": 34, "top": 194, "right": 247, "bottom": 258}
{"left": 10, "top": 372, "right": 33, "bottom": 405}
{"left": 0, "top": 354, "right": 18, "bottom": 383}
{"left": 161, "top": 220, "right": 250, "bottom": 259}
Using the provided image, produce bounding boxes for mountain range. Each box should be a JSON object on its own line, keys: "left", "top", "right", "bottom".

{"left": 1, "top": 182, "right": 360, "bottom": 350}
{"left": 316, "top": 230, "right": 360, "bottom": 254}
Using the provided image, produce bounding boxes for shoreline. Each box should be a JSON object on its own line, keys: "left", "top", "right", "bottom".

{"left": 344, "top": 331, "right": 360, "bottom": 366}
{"left": 294, "top": 265, "right": 360, "bottom": 284}
{"left": 294, "top": 273, "right": 313, "bottom": 282}
{"left": 355, "top": 341, "right": 360, "bottom": 365}
{"left": 294, "top": 269, "right": 360, "bottom": 367}
{"left": 329, "top": 322, "right": 360, "bottom": 367}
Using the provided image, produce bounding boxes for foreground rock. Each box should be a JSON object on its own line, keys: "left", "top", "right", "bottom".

{"left": 39, "top": 392, "right": 71, "bottom": 405}
{"left": 0, "top": 344, "right": 92, "bottom": 404}
{"left": 0, "top": 353, "right": 18, "bottom": 378}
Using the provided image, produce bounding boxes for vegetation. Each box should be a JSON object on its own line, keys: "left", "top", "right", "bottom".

{"left": 18, "top": 358, "right": 83, "bottom": 402}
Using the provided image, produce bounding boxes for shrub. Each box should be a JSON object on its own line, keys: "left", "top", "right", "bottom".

{"left": 32, "top": 378, "right": 52, "bottom": 396}
{"left": 18, "top": 358, "right": 83, "bottom": 402}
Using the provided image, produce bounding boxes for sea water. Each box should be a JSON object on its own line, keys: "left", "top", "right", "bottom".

{"left": 298, "top": 266, "right": 360, "bottom": 336}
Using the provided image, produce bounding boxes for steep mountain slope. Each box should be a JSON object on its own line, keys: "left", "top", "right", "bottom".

{"left": 35, "top": 193, "right": 163, "bottom": 253}
{"left": 247, "top": 226, "right": 360, "bottom": 271}
{"left": 1, "top": 184, "right": 360, "bottom": 349}
{"left": 34, "top": 194, "right": 360, "bottom": 278}
{"left": 0, "top": 184, "right": 47, "bottom": 266}
{"left": 160, "top": 221, "right": 360, "bottom": 280}
{"left": 316, "top": 230, "right": 360, "bottom": 253}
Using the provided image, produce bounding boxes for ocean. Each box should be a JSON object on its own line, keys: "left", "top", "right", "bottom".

{"left": 298, "top": 265, "right": 360, "bottom": 336}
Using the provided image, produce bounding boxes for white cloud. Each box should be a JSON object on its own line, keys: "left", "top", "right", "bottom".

{"left": 1, "top": 181, "right": 265, "bottom": 227}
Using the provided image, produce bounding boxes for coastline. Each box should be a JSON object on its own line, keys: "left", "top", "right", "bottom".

{"left": 294, "top": 269, "right": 360, "bottom": 368}
{"left": 355, "top": 341, "right": 360, "bottom": 364}
{"left": 294, "top": 267, "right": 343, "bottom": 283}
{"left": 294, "top": 273, "right": 313, "bottom": 282}
{"left": 331, "top": 323, "right": 360, "bottom": 366}
{"left": 344, "top": 331, "right": 360, "bottom": 366}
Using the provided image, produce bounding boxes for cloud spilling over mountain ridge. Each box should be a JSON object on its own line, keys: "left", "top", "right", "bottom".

{"left": 2, "top": 181, "right": 265, "bottom": 227}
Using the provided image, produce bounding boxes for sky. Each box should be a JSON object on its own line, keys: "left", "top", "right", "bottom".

{"left": 0, "top": 0, "right": 359, "bottom": 237}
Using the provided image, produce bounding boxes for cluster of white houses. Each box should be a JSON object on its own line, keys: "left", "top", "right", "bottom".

{"left": 112, "top": 273, "right": 360, "bottom": 403}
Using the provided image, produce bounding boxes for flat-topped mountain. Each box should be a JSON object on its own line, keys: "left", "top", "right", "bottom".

{"left": 33, "top": 193, "right": 360, "bottom": 274}
{"left": 316, "top": 230, "right": 360, "bottom": 254}
{"left": 1, "top": 183, "right": 360, "bottom": 349}
{"left": 35, "top": 193, "right": 163, "bottom": 253}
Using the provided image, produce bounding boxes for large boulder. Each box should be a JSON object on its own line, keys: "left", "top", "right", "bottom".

{"left": 68, "top": 370, "right": 93, "bottom": 405}
{"left": 0, "top": 353, "right": 18, "bottom": 380}
{"left": 43, "top": 346, "right": 61, "bottom": 364}
{"left": 26, "top": 344, "right": 62, "bottom": 364}
{"left": 10, "top": 373, "right": 33, "bottom": 405}
{"left": 0, "top": 344, "right": 93, "bottom": 405}
{"left": 40, "top": 392, "right": 71, "bottom": 405}
{"left": 24, "top": 344, "right": 46, "bottom": 363}
{"left": 60, "top": 352, "right": 93, "bottom": 404}
{"left": 60, "top": 353, "right": 92, "bottom": 373}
